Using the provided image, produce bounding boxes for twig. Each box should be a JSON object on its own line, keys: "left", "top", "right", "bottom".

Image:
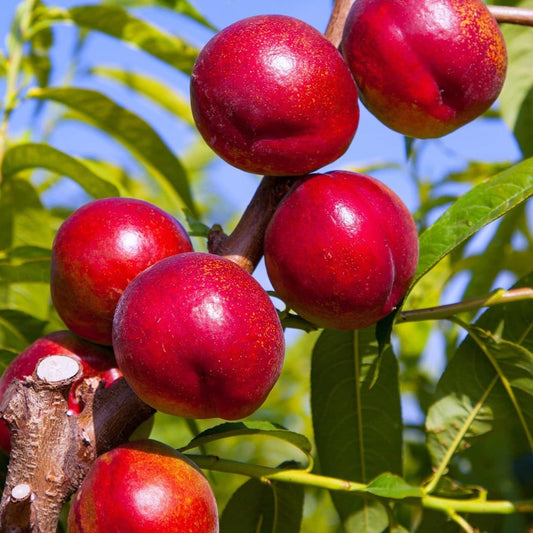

{"left": 398, "top": 287, "right": 533, "bottom": 323}
{"left": 188, "top": 453, "right": 533, "bottom": 515}
{"left": 490, "top": 5, "right": 533, "bottom": 26}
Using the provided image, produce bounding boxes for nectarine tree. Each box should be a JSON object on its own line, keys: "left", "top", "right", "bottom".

{"left": 0, "top": 1, "right": 533, "bottom": 532}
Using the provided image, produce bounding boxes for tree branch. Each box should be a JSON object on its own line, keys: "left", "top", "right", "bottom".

{"left": 0, "top": 356, "right": 154, "bottom": 532}
{"left": 489, "top": 5, "right": 533, "bottom": 26}
{"left": 208, "top": 176, "right": 299, "bottom": 273}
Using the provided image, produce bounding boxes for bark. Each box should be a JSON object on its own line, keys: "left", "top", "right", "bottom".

{"left": 0, "top": 356, "right": 154, "bottom": 532}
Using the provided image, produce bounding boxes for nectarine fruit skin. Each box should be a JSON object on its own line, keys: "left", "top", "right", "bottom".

{"left": 68, "top": 440, "right": 219, "bottom": 533}
{"left": 191, "top": 14, "right": 359, "bottom": 176}
{"left": 341, "top": 0, "right": 507, "bottom": 138}
{"left": 264, "top": 171, "right": 419, "bottom": 330}
{"left": 51, "top": 198, "right": 192, "bottom": 345}
{"left": 0, "top": 331, "right": 120, "bottom": 454}
{"left": 112, "top": 252, "right": 285, "bottom": 420}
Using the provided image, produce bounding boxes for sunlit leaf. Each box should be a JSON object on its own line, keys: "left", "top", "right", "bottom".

{"left": 102, "top": 0, "right": 216, "bottom": 30}
{"left": 220, "top": 477, "right": 304, "bottom": 533}
{"left": 2, "top": 142, "right": 121, "bottom": 198}
{"left": 28, "top": 87, "right": 197, "bottom": 215}
{"left": 0, "top": 309, "right": 48, "bottom": 353}
{"left": 56, "top": 5, "right": 199, "bottom": 75}
{"left": 499, "top": 0, "right": 533, "bottom": 156}
{"left": 460, "top": 207, "right": 524, "bottom": 301}
{"left": 311, "top": 328, "right": 402, "bottom": 532}
{"left": 426, "top": 272, "right": 533, "bottom": 471}
{"left": 0, "top": 259, "right": 50, "bottom": 284}
{"left": 0, "top": 178, "right": 53, "bottom": 251}
{"left": 183, "top": 208, "right": 210, "bottom": 237}
{"left": 414, "top": 157, "right": 533, "bottom": 286}
{"left": 365, "top": 472, "right": 424, "bottom": 499}
{"left": 91, "top": 66, "right": 194, "bottom": 125}
{"left": 180, "top": 421, "right": 312, "bottom": 461}
{"left": 444, "top": 160, "right": 512, "bottom": 185}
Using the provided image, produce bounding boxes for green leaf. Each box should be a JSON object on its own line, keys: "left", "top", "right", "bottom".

{"left": 0, "top": 180, "right": 54, "bottom": 318}
{"left": 220, "top": 477, "right": 304, "bottom": 533}
{"left": 426, "top": 272, "right": 533, "bottom": 473}
{"left": 102, "top": 0, "right": 216, "bottom": 31}
{"left": 28, "top": 87, "right": 197, "bottom": 215}
{"left": 0, "top": 348, "right": 18, "bottom": 373}
{"left": 499, "top": 0, "right": 533, "bottom": 156}
{"left": 460, "top": 206, "right": 525, "bottom": 301}
{"left": 63, "top": 5, "right": 199, "bottom": 75}
{"left": 311, "top": 328, "right": 402, "bottom": 532}
{"left": 180, "top": 421, "right": 312, "bottom": 461}
{"left": 0, "top": 309, "right": 48, "bottom": 353}
{"left": 365, "top": 472, "right": 424, "bottom": 499}
{"left": 0, "top": 178, "right": 53, "bottom": 251}
{"left": 2, "top": 142, "right": 121, "bottom": 198}
{"left": 0, "top": 258, "right": 50, "bottom": 284}
{"left": 413, "top": 157, "right": 533, "bottom": 285}
{"left": 91, "top": 66, "right": 195, "bottom": 125}
{"left": 0, "top": 246, "right": 51, "bottom": 285}
{"left": 183, "top": 208, "right": 210, "bottom": 238}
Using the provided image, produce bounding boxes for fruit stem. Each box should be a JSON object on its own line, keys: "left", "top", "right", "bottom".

{"left": 208, "top": 175, "right": 299, "bottom": 273}
{"left": 398, "top": 287, "right": 533, "bottom": 323}
{"left": 325, "top": 0, "right": 355, "bottom": 47}
{"left": 489, "top": 5, "right": 533, "bottom": 26}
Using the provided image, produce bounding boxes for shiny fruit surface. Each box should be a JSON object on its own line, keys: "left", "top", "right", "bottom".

{"left": 341, "top": 0, "right": 507, "bottom": 138}
{"left": 68, "top": 439, "right": 219, "bottom": 533}
{"left": 191, "top": 14, "right": 359, "bottom": 176}
{"left": 0, "top": 330, "right": 120, "bottom": 454}
{"left": 51, "top": 197, "right": 192, "bottom": 345}
{"left": 112, "top": 252, "right": 285, "bottom": 420}
{"left": 264, "top": 171, "right": 419, "bottom": 330}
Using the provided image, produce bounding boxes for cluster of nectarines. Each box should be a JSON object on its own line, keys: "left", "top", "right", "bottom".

{"left": 0, "top": 0, "right": 508, "bottom": 529}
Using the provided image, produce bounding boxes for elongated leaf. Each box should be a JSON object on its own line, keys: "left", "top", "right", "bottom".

{"left": 0, "top": 309, "right": 48, "bottom": 353}
{"left": 0, "top": 349, "right": 18, "bottom": 373}
{"left": 181, "top": 421, "right": 312, "bottom": 460}
{"left": 102, "top": 0, "right": 216, "bottom": 30}
{"left": 2, "top": 142, "right": 120, "bottom": 198}
{"left": 0, "top": 179, "right": 54, "bottom": 318}
{"left": 91, "top": 66, "right": 194, "bottom": 125}
{"left": 414, "top": 157, "right": 533, "bottom": 285}
{"left": 28, "top": 87, "right": 197, "bottom": 215}
{"left": 0, "top": 259, "right": 50, "bottom": 284}
{"left": 0, "top": 247, "right": 51, "bottom": 285}
{"left": 461, "top": 206, "right": 524, "bottom": 301}
{"left": 311, "top": 328, "right": 402, "bottom": 532}
{"left": 220, "top": 477, "right": 304, "bottom": 533}
{"left": 426, "top": 272, "right": 533, "bottom": 471}
{"left": 499, "top": 0, "right": 533, "bottom": 156}
{"left": 0, "top": 178, "right": 53, "bottom": 251}
{"left": 65, "top": 5, "right": 198, "bottom": 75}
